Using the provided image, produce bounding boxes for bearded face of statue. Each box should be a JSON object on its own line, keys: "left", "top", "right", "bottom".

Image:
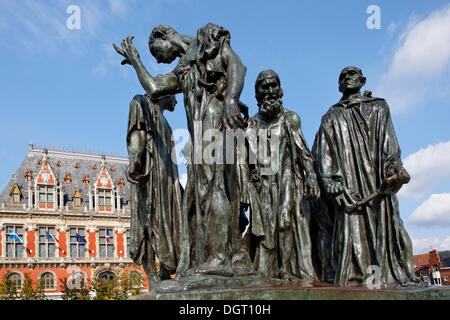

{"left": 256, "top": 76, "right": 283, "bottom": 121}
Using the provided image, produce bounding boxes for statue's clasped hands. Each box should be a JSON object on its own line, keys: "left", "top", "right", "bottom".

{"left": 304, "top": 175, "right": 320, "bottom": 200}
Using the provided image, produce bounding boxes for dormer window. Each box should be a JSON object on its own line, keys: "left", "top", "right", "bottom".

{"left": 36, "top": 159, "right": 56, "bottom": 210}
{"left": 25, "top": 169, "right": 32, "bottom": 182}
{"left": 83, "top": 174, "right": 89, "bottom": 186}
{"left": 118, "top": 177, "right": 125, "bottom": 189}
{"left": 65, "top": 173, "right": 71, "bottom": 185}
{"left": 38, "top": 185, "right": 54, "bottom": 209}
{"left": 73, "top": 188, "right": 82, "bottom": 207}
{"left": 11, "top": 184, "right": 21, "bottom": 204}
{"left": 98, "top": 189, "right": 112, "bottom": 212}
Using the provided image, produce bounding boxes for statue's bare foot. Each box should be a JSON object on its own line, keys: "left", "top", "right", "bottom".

{"left": 280, "top": 272, "right": 300, "bottom": 281}
{"left": 196, "top": 258, "right": 234, "bottom": 277}
{"left": 232, "top": 251, "right": 256, "bottom": 276}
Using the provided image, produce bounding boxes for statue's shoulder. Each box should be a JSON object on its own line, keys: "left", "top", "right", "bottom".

{"left": 284, "top": 109, "right": 302, "bottom": 130}
{"left": 363, "top": 96, "right": 391, "bottom": 114}
{"left": 248, "top": 113, "right": 263, "bottom": 128}
{"left": 322, "top": 105, "right": 339, "bottom": 124}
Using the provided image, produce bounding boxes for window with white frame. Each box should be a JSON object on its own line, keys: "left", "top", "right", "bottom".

{"left": 38, "top": 185, "right": 54, "bottom": 203}
{"left": 69, "top": 227, "right": 86, "bottom": 258}
{"left": 99, "top": 228, "right": 114, "bottom": 258}
{"left": 98, "top": 189, "right": 112, "bottom": 209}
{"left": 39, "top": 226, "right": 56, "bottom": 258}
{"left": 6, "top": 226, "right": 24, "bottom": 258}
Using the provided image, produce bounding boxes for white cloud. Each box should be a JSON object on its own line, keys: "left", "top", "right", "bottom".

{"left": 0, "top": 1, "right": 127, "bottom": 54}
{"left": 441, "top": 237, "right": 450, "bottom": 250}
{"left": 412, "top": 236, "right": 450, "bottom": 254}
{"left": 412, "top": 236, "right": 442, "bottom": 254}
{"left": 408, "top": 193, "right": 450, "bottom": 227}
{"left": 376, "top": 5, "right": 450, "bottom": 112}
{"left": 108, "top": 0, "right": 127, "bottom": 16}
{"left": 398, "top": 141, "right": 450, "bottom": 199}
{"left": 179, "top": 173, "right": 187, "bottom": 188}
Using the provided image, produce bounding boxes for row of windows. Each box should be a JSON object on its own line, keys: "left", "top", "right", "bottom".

{"left": 11, "top": 184, "right": 130, "bottom": 209}
{"left": 5, "top": 226, "right": 131, "bottom": 259}
{"left": 7, "top": 270, "right": 143, "bottom": 291}
{"left": 8, "top": 272, "right": 55, "bottom": 290}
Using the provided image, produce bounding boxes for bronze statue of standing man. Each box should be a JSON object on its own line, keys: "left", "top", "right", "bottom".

{"left": 312, "top": 66, "right": 417, "bottom": 287}
{"left": 247, "top": 70, "right": 320, "bottom": 280}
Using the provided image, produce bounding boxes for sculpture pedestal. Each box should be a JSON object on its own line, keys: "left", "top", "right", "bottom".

{"left": 129, "top": 275, "right": 450, "bottom": 300}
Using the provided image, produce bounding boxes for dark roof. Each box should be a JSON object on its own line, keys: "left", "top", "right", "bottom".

{"left": 439, "top": 250, "right": 450, "bottom": 268}
{"left": 0, "top": 146, "right": 130, "bottom": 207}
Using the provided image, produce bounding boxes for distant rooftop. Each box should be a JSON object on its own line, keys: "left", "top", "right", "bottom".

{"left": 29, "top": 142, "right": 127, "bottom": 160}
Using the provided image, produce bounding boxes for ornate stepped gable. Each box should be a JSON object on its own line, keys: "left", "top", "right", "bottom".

{"left": 0, "top": 145, "right": 130, "bottom": 211}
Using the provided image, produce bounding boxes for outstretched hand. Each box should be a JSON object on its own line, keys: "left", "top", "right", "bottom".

{"left": 113, "top": 36, "right": 140, "bottom": 66}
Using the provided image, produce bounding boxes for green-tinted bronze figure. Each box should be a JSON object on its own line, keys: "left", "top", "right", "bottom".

{"left": 312, "top": 66, "right": 417, "bottom": 287}
{"left": 246, "top": 70, "right": 320, "bottom": 280}
{"left": 115, "top": 23, "right": 253, "bottom": 278}
{"left": 126, "top": 93, "right": 183, "bottom": 288}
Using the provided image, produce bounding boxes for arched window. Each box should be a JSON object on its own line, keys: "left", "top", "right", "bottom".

{"left": 41, "top": 272, "right": 55, "bottom": 290}
{"left": 98, "top": 271, "right": 115, "bottom": 281}
{"left": 8, "top": 273, "right": 22, "bottom": 291}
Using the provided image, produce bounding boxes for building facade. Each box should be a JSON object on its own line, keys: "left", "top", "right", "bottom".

{"left": 413, "top": 249, "right": 450, "bottom": 286}
{"left": 0, "top": 144, "right": 148, "bottom": 299}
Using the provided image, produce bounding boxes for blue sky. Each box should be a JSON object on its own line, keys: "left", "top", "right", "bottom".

{"left": 0, "top": 0, "right": 449, "bottom": 253}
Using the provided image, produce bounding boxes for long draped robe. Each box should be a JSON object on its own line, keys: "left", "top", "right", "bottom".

{"left": 247, "top": 108, "right": 317, "bottom": 280}
{"left": 128, "top": 94, "right": 183, "bottom": 283}
{"left": 150, "top": 26, "right": 253, "bottom": 276}
{"left": 313, "top": 96, "right": 415, "bottom": 287}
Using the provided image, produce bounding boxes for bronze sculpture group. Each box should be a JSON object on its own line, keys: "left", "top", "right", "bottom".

{"left": 114, "top": 23, "right": 419, "bottom": 290}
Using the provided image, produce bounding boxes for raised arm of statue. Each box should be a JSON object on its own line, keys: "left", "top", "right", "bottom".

{"left": 113, "top": 36, "right": 181, "bottom": 98}
{"left": 220, "top": 41, "right": 248, "bottom": 129}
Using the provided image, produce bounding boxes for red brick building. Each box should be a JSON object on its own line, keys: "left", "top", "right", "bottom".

{"left": 413, "top": 249, "right": 450, "bottom": 286}
{"left": 0, "top": 144, "right": 149, "bottom": 299}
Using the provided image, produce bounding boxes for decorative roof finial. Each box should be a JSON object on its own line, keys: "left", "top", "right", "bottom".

{"left": 43, "top": 148, "right": 49, "bottom": 163}
{"left": 100, "top": 155, "right": 106, "bottom": 169}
